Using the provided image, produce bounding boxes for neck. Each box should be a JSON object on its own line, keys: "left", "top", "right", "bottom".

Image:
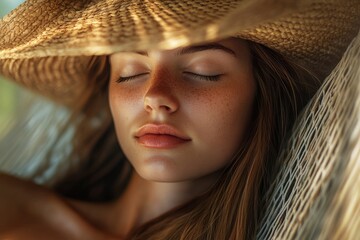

{"left": 67, "top": 170, "right": 221, "bottom": 238}
{"left": 112, "top": 170, "right": 219, "bottom": 237}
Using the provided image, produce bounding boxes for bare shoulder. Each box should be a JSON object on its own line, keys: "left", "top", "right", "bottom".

{"left": 0, "top": 173, "right": 118, "bottom": 240}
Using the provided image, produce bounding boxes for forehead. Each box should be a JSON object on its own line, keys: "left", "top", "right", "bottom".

{"left": 111, "top": 37, "right": 249, "bottom": 60}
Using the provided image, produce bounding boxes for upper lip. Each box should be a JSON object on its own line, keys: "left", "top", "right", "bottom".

{"left": 135, "top": 124, "right": 191, "bottom": 140}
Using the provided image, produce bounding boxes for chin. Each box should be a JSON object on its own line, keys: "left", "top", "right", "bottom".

{"left": 137, "top": 165, "right": 186, "bottom": 182}
{"left": 129, "top": 154, "right": 222, "bottom": 183}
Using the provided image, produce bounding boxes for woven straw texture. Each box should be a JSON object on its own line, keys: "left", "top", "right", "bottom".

{"left": 257, "top": 31, "right": 360, "bottom": 239}
{"left": 0, "top": 0, "right": 359, "bottom": 105}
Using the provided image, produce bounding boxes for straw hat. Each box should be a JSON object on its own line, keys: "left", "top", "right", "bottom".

{"left": 0, "top": 0, "right": 359, "bottom": 106}
{"left": 1, "top": 1, "right": 360, "bottom": 239}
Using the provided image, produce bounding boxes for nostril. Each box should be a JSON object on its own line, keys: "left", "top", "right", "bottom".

{"left": 145, "top": 104, "right": 152, "bottom": 112}
{"left": 144, "top": 98, "right": 179, "bottom": 114}
{"left": 162, "top": 105, "right": 171, "bottom": 111}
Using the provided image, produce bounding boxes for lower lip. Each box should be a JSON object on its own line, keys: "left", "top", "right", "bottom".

{"left": 136, "top": 134, "right": 190, "bottom": 148}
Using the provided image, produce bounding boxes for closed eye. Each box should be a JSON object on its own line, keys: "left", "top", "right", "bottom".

{"left": 116, "top": 73, "right": 149, "bottom": 83}
{"left": 183, "top": 72, "right": 222, "bottom": 81}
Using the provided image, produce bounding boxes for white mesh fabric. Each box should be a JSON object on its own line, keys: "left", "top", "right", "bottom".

{"left": 257, "top": 30, "right": 360, "bottom": 239}
{"left": 0, "top": 86, "right": 76, "bottom": 186}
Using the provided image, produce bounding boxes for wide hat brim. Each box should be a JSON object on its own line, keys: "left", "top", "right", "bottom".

{"left": 0, "top": 0, "right": 359, "bottom": 106}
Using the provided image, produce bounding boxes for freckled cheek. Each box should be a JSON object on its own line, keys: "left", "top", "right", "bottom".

{"left": 185, "top": 88, "right": 229, "bottom": 135}
{"left": 188, "top": 87, "right": 255, "bottom": 150}
{"left": 109, "top": 86, "right": 144, "bottom": 134}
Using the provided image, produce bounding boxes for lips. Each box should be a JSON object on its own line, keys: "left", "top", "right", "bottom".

{"left": 135, "top": 124, "right": 191, "bottom": 148}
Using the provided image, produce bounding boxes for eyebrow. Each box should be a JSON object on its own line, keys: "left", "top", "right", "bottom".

{"left": 133, "top": 43, "right": 237, "bottom": 57}
{"left": 177, "top": 43, "right": 236, "bottom": 57}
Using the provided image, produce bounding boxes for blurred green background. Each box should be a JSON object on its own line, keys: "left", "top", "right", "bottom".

{"left": 0, "top": 0, "right": 25, "bottom": 136}
{"left": 0, "top": 0, "right": 24, "bottom": 17}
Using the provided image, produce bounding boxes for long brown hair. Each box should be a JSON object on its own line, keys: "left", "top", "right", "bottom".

{"left": 55, "top": 41, "right": 320, "bottom": 239}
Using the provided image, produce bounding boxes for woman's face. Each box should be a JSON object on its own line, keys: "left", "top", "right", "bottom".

{"left": 109, "top": 38, "right": 256, "bottom": 182}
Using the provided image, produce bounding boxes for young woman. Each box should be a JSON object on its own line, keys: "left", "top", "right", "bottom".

{"left": 0, "top": 0, "right": 358, "bottom": 239}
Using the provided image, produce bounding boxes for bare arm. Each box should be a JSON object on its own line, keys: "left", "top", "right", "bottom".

{"left": 0, "top": 172, "right": 118, "bottom": 240}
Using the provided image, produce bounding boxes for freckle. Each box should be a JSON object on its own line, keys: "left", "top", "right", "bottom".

{"left": 226, "top": 101, "right": 230, "bottom": 111}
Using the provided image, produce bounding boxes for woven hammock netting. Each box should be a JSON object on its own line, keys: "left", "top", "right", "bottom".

{"left": 257, "top": 30, "right": 360, "bottom": 239}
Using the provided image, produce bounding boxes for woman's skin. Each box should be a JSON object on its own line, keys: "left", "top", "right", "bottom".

{"left": 0, "top": 38, "right": 256, "bottom": 239}
{"left": 0, "top": 173, "right": 118, "bottom": 240}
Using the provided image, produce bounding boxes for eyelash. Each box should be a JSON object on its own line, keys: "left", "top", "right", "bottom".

{"left": 183, "top": 72, "right": 222, "bottom": 81}
{"left": 116, "top": 73, "right": 149, "bottom": 83}
{"left": 116, "top": 72, "right": 222, "bottom": 83}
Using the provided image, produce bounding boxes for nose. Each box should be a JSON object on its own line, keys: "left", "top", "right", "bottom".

{"left": 144, "top": 72, "right": 179, "bottom": 114}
